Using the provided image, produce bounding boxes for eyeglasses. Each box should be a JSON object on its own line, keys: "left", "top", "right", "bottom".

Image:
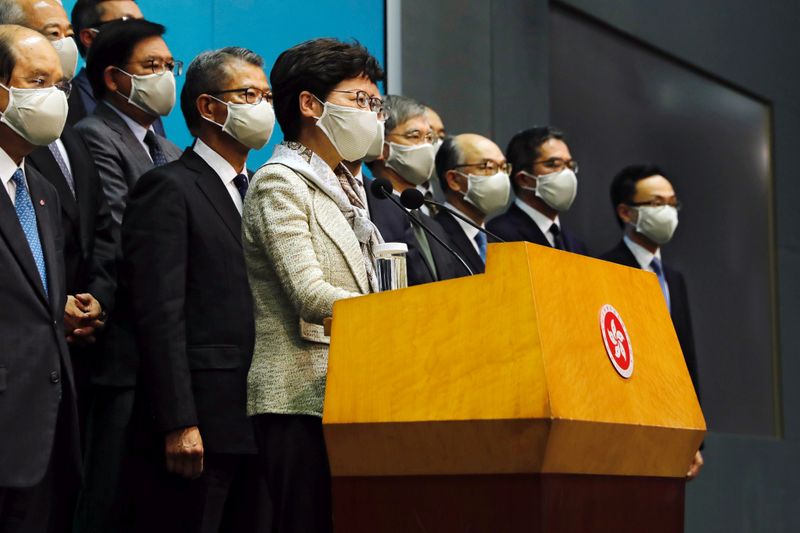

{"left": 127, "top": 59, "right": 184, "bottom": 76}
{"left": 212, "top": 87, "right": 273, "bottom": 105}
{"left": 453, "top": 160, "right": 512, "bottom": 175}
{"left": 388, "top": 129, "right": 435, "bottom": 145}
{"left": 54, "top": 80, "right": 72, "bottom": 98}
{"left": 628, "top": 199, "right": 682, "bottom": 211}
{"left": 533, "top": 157, "right": 579, "bottom": 174}
{"left": 328, "top": 89, "right": 387, "bottom": 120}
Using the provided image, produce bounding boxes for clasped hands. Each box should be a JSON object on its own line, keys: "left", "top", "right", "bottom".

{"left": 64, "top": 293, "right": 104, "bottom": 344}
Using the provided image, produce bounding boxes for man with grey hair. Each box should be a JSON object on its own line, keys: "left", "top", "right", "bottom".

{"left": 120, "top": 46, "right": 274, "bottom": 532}
{"left": 0, "top": 23, "right": 80, "bottom": 533}
{"left": 365, "top": 94, "right": 458, "bottom": 284}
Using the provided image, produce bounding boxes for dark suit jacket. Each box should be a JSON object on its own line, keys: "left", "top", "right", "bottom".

{"left": 75, "top": 100, "right": 181, "bottom": 237}
{"left": 26, "top": 125, "right": 117, "bottom": 310}
{"left": 599, "top": 240, "right": 700, "bottom": 397}
{"left": 67, "top": 68, "right": 166, "bottom": 137}
{"left": 433, "top": 210, "right": 487, "bottom": 277}
{"left": 122, "top": 149, "right": 256, "bottom": 454}
{"left": 76, "top": 100, "right": 182, "bottom": 388}
{"left": 486, "top": 202, "right": 588, "bottom": 254}
{"left": 0, "top": 164, "right": 80, "bottom": 487}
{"left": 365, "top": 182, "right": 458, "bottom": 284}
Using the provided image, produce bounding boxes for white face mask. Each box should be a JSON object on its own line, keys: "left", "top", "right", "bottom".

{"left": 51, "top": 37, "right": 79, "bottom": 81}
{"left": 458, "top": 170, "right": 511, "bottom": 216}
{"left": 313, "top": 96, "right": 380, "bottom": 161}
{"left": 0, "top": 84, "right": 68, "bottom": 146}
{"left": 519, "top": 168, "right": 578, "bottom": 212}
{"left": 362, "top": 118, "right": 385, "bottom": 163}
{"left": 385, "top": 142, "right": 436, "bottom": 186}
{"left": 204, "top": 95, "right": 275, "bottom": 150}
{"left": 116, "top": 68, "right": 176, "bottom": 117}
{"left": 633, "top": 205, "right": 679, "bottom": 245}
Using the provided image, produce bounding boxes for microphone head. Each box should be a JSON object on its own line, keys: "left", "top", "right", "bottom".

{"left": 370, "top": 177, "right": 393, "bottom": 199}
{"left": 400, "top": 188, "right": 425, "bottom": 210}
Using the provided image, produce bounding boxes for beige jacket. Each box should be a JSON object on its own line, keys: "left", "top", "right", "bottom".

{"left": 243, "top": 161, "right": 370, "bottom": 417}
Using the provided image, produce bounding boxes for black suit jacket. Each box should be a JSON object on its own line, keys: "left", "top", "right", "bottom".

{"left": 599, "top": 240, "right": 700, "bottom": 397}
{"left": 26, "top": 125, "right": 117, "bottom": 310}
{"left": 434, "top": 210, "right": 487, "bottom": 277}
{"left": 0, "top": 164, "right": 80, "bottom": 487}
{"left": 486, "top": 202, "right": 588, "bottom": 254}
{"left": 122, "top": 148, "right": 256, "bottom": 454}
{"left": 365, "top": 183, "right": 458, "bottom": 284}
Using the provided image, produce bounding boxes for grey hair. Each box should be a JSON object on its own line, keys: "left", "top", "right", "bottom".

{"left": 179, "top": 46, "right": 264, "bottom": 137}
{"left": 0, "top": 1, "right": 26, "bottom": 25}
{"left": 383, "top": 94, "right": 426, "bottom": 134}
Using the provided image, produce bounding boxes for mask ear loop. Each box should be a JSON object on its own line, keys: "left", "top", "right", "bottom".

{"left": 199, "top": 94, "right": 230, "bottom": 130}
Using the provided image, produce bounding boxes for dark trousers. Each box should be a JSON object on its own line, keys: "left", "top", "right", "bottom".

{"left": 0, "top": 396, "right": 78, "bottom": 533}
{"left": 73, "top": 385, "right": 136, "bottom": 533}
{"left": 128, "top": 449, "right": 270, "bottom": 533}
{"left": 252, "top": 414, "right": 332, "bottom": 533}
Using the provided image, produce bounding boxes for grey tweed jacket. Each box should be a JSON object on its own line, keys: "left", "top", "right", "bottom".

{"left": 243, "top": 161, "right": 370, "bottom": 417}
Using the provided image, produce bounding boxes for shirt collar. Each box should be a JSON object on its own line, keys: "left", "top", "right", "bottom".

{"left": 623, "top": 234, "right": 662, "bottom": 270}
{"left": 193, "top": 138, "right": 244, "bottom": 184}
{"left": 515, "top": 197, "right": 559, "bottom": 235}
{"left": 445, "top": 201, "right": 481, "bottom": 241}
{"left": 0, "top": 146, "right": 23, "bottom": 188}
{"left": 106, "top": 101, "right": 153, "bottom": 142}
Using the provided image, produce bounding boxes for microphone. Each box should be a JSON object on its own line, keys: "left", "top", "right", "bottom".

{"left": 370, "top": 178, "right": 474, "bottom": 276}
{"left": 419, "top": 195, "right": 506, "bottom": 243}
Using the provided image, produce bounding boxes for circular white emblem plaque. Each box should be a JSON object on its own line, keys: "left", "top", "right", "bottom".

{"left": 599, "top": 304, "right": 634, "bottom": 379}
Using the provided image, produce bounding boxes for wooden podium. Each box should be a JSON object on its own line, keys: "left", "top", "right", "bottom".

{"left": 323, "top": 242, "right": 705, "bottom": 532}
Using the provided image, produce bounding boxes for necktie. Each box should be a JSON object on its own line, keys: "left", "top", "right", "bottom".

{"left": 48, "top": 142, "right": 75, "bottom": 198}
{"left": 233, "top": 174, "right": 249, "bottom": 201}
{"left": 423, "top": 189, "right": 438, "bottom": 216}
{"left": 409, "top": 210, "right": 438, "bottom": 281}
{"left": 12, "top": 169, "right": 48, "bottom": 296}
{"left": 144, "top": 130, "right": 168, "bottom": 167}
{"left": 474, "top": 230, "right": 487, "bottom": 263}
{"left": 549, "top": 223, "right": 565, "bottom": 250}
{"left": 650, "top": 257, "right": 671, "bottom": 312}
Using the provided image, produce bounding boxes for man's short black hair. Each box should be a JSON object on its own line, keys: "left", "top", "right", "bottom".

{"left": 505, "top": 126, "right": 565, "bottom": 191}
{"left": 72, "top": 0, "right": 139, "bottom": 57}
{"left": 86, "top": 18, "right": 165, "bottom": 100}
{"left": 0, "top": 28, "right": 18, "bottom": 84}
{"left": 435, "top": 136, "right": 463, "bottom": 192}
{"left": 609, "top": 163, "right": 666, "bottom": 227}
{"left": 270, "top": 37, "right": 384, "bottom": 141}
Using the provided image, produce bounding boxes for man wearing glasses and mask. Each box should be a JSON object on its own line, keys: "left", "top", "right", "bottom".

{"left": 599, "top": 163, "right": 704, "bottom": 482}
{"left": 67, "top": 0, "right": 159, "bottom": 132}
{"left": 0, "top": 0, "right": 118, "bottom": 447}
{"left": 120, "top": 47, "right": 274, "bottom": 532}
{"left": 0, "top": 24, "right": 80, "bottom": 532}
{"left": 434, "top": 133, "right": 511, "bottom": 276}
{"left": 487, "top": 126, "right": 588, "bottom": 254}
{"left": 365, "top": 94, "right": 458, "bottom": 284}
{"left": 73, "top": 18, "right": 182, "bottom": 532}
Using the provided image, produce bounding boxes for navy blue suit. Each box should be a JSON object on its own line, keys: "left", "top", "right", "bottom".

{"left": 599, "top": 240, "right": 700, "bottom": 398}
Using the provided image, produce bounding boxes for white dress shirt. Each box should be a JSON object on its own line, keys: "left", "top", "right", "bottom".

{"left": 193, "top": 138, "right": 247, "bottom": 215}
{"left": 444, "top": 201, "right": 483, "bottom": 254}
{"left": 0, "top": 146, "right": 27, "bottom": 206}
{"left": 623, "top": 234, "right": 671, "bottom": 301}
{"left": 107, "top": 102, "right": 157, "bottom": 161}
{"left": 515, "top": 197, "right": 560, "bottom": 247}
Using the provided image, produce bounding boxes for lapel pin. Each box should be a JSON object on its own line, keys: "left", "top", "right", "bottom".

{"left": 39, "top": 199, "right": 45, "bottom": 206}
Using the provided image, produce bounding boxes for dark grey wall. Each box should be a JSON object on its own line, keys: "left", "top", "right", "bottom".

{"left": 401, "top": 0, "right": 800, "bottom": 531}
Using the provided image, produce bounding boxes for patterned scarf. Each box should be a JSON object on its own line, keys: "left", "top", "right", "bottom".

{"left": 268, "top": 142, "right": 382, "bottom": 292}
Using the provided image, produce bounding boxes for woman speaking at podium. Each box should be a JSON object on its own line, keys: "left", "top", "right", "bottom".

{"left": 241, "top": 38, "right": 386, "bottom": 533}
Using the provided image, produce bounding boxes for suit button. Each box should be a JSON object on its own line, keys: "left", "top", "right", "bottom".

{"left": 50, "top": 371, "right": 60, "bottom": 383}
